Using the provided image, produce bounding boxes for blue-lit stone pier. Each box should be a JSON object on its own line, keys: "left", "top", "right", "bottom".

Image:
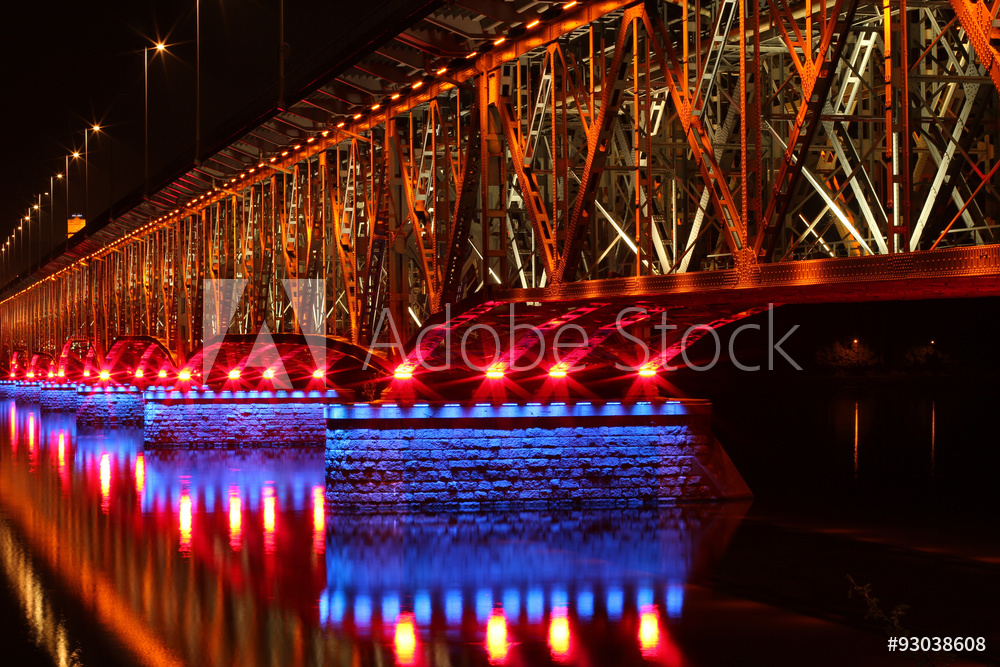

{"left": 326, "top": 401, "right": 750, "bottom": 510}
{"left": 143, "top": 389, "right": 341, "bottom": 448}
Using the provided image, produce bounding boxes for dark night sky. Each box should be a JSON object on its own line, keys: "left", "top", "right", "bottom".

{"left": 0, "top": 0, "right": 373, "bottom": 253}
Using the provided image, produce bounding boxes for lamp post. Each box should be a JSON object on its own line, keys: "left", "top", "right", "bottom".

{"left": 17, "top": 223, "right": 24, "bottom": 276}
{"left": 85, "top": 125, "right": 101, "bottom": 224}
{"left": 47, "top": 179, "right": 54, "bottom": 258}
{"left": 35, "top": 196, "right": 41, "bottom": 266}
{"left": 54, "top": 172, "right": 63, "bottom": 251}
{"left": 195, "top": 0, "right": 201, "bottom": 163}
{"left": 145, "top": 42, "right": 167, "bottom": 196}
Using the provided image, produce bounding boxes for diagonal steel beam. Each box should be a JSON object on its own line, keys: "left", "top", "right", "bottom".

{"left": 557, "top": 6, "right": 642, "bottom": 284}
{"left": 754, "top": 0, "right": 860, "bottom": 260}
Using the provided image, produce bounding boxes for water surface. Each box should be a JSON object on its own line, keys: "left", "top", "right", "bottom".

{"left": 0, "top": 388, "right": 995, "bottom": 666}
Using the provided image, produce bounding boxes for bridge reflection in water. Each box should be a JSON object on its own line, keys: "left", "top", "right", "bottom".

{"left": 0, "top": 403, "right": 745, "bottom": 666}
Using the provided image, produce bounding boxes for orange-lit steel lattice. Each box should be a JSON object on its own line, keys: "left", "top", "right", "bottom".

{"left": 2, "top": 0, "right": 1000, "bottom": 363}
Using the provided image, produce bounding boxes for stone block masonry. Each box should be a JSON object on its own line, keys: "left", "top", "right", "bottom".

{"left": 12, "top": 382, "right": 41, "bottom": 403}
{"left": 77, "top": 386, "right": 145, "bottom": 427}
{"left": 39, "top": 384, "right": 81, "bottom": 411}
{"left": 144, "top": 389, "right": 339, "bottom": 448}
{"left": 326, "top": 401, "right": 751, "bottom": 510}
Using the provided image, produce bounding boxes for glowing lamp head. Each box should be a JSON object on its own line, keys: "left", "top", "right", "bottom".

{"left": 134, "top": 369, "right": 144, "bottom": 378}
{"left": 638, "top": 366, "right": 658, "bottom": 378}
{"left": 485, "top": 366, "right": 505, "bottom": 380}
{"left": 157, "top": 369, "right": 166, "bottom": 378}
{"left": 57, "top": 369, "right": 64, "bottom": 377}
{"left": 228, "top": 369, "right": 240, "bottom": 380}
{"left": 549, "top": 366, "right": 568, "bottom": 378}
{"left": 178, "top": 369, "right": 191, "bottom": 381}
{"left": 83, "top": 369, "right": 91, "bottom": 377}
{"left": 312, "top": 369, "right": 324, "bottom": 379}
{"left": 263, "top": 369, "right": 274, "bottom": 379}
{"left": 47, "top": 371, "right": 54, "bottom": 378}
{"left": 393, "top": 366, "right": 412, "bottom": 380}
{"left": 99, "top": 369, "right": 110, "bottom": 381}
{"left": 26, "top": 371, "right": 34, "bottom": 378}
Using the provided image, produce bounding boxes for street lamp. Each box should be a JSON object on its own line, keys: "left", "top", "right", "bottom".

{"left": 145, "top": 42, "right": 168, "bottom": 196}
{"left": 67, "top": 152, "right": 81, "bottom": 237}
{"left": 17, "top": 223, "right": 24, "bottom": 276}
{"left": 55, "top": 172, "right": 63, "bottom": 252}
{"left": 34, "top": 197, "right": 41, "bottom": 266}
{"left": 47, "top": 180, "right": 55, "bottom": 257}
{"left": 196, "top": 0, "right": 201, "bottom": 163}
{"left": 85, "top": 125, "right": 101, "bottom": 223}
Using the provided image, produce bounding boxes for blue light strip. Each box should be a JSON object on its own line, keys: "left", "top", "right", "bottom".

{"left": 144, "top": 388, "right": 340, "bottom": 402}
{"left": 327, "top": 399, "right": 699, "bottom": 422}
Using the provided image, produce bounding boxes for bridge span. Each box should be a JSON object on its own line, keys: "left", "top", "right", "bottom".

{"left": 1, "top": 0, "right": 998, "bottom": 369}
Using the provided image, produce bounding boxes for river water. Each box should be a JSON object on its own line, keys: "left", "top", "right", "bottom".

{"left": 0, "top": 381, "right": 996, "bottom": 666}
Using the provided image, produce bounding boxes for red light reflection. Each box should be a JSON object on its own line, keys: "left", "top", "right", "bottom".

{"left": 486, "top": 610, "right": 510, "bottom": 664}
{"left": 179, "top": 492, "right": 192, "bottom": 556}
{"left": 229, "top": 489, "right": 242, "bottom": 552}
{"left": 548, "top": 608, "right": 570, "bottom": 662}
{"left": 394, "top": 612, "right": 417, "bottom": 666}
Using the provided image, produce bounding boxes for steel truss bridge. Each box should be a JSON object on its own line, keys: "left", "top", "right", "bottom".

{"left": 3, "top": 0, "right": 1000, "bottom": 377}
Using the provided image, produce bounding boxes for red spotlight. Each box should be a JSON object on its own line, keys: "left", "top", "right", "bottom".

{"left": 99, "top": 369, "right": 110, "bottom": 381}
{"left": 157, "top": 369, "right": 167, "bottom": 378}
{"left": 228, "top": 369, "right": 240, "bottom": 380}
{"left": 393, "top": 366, "right": 413, "bottom": 380}
{"left": 134, "top": 369, "right": 144, "bottom": 378}
{"left": 178, "top": 369, "right": 191, "bottom": 381}
{"left": 549, "top": 365, "right": 568, "bottom": 378}
{"left": 263, "top": 368, "right": 275, "bottom": 379}
{"left": 485, "top": 365, "right": 505, "bottom": 379}
{"left": 638, "top": 366, "right": 657, "bottom": 378}
{"left": 312, "top": 369, "right": 324, "bottom": 379}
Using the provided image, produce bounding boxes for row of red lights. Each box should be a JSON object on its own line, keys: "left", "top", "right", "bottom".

{"left": 392, "top": 602, "right": 661, "bottom": 665}
{"left": 14, "top": 367, "right": 326, "bottom": 383}
{"left": 393, "top": 363, "right": 660, "bottom": 380}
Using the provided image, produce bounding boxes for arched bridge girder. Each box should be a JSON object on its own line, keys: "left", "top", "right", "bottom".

{"left": 184, "top": 333, "right": 390, "bottom": 394}
{"left": 2, "top": 0, "right": 1000, "bottom": 360}
{"left": 101, "top": 335, "right": 179, "bottom": 385}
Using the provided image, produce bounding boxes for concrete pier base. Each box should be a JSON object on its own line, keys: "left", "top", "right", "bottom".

{"left": 325, "top": 401, "right": 751, "bottom": 511}
{"left": 77, "top": 386, "right": 144, "bottom": 427}
{"left": 12, "top": 382, "right": 41, "bottom": 403}
{"left": 39, "top": 384, "right": 81, "bottom": 411}
{"left": 143, "top": 389, "right": 340, "bottom": 448}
